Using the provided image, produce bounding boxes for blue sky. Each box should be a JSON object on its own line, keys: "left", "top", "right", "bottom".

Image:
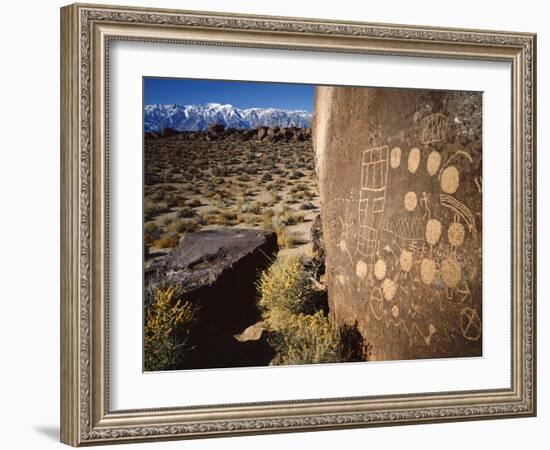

{"left": 143, "top": 78, "right": 315, "bottom": 112}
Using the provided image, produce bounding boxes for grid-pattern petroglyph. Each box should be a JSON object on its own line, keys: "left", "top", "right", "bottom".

{"left": 355, "top": 146, "right": 389, "bottom": 263}
{"left": 420, "top": 113, "right": 447, "bottom": 144}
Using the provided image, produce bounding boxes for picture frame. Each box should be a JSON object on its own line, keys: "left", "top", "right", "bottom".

{"left": 60, "top": 2, "right": 536, "bottom": 446}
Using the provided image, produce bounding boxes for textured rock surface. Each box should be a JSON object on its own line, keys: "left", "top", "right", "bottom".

{"left": 146, "top": 228, "right": 278, "bottom": 369}
{"left": 313, "top": 86, "right": 482, "bottom": 361}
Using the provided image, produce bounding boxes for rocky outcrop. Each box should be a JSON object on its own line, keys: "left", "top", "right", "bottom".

{"left": 313, "top": 86, "right": 483, "bottom": 362}
{"left": 146, "top": 228, "right": 278, "bottom": 369}
{"left": 144, "top": 126, "right": 312, "bottom": 143}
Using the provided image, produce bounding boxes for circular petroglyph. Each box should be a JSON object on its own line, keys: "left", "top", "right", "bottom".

{"left": 356, "top": 260, "right": 368, "bottom": 279}
{"left": 390, "top": 147, "right": 401, "bottom": 169}
{"left": 425, "top": 218, "right": 442, "bottom": 245}
{"left": 374, "top": 259, "right": 387, "bottom": 281}
{"left": 407, "top": 147, "right": 421, "bottom": 173}
{"left": 441, "top": 166, "right": 460, "bottom": 194}
{"left": 392, "top": 305, "right": 400, "bottom": 318}
{"left": 382, "top": 278, "right": 397, "bottom": 301}
{"left": 420, "top": 258, "right": 436, "bottom": 285}
{"left": 427, "top": 151, "right": 441, "bottom": 176}
{"left": 370, "top": 287, "right": 384, "bottom": 320}
{"left": 448, "top": 222, "right": 465, "bottom": 247}
{"left": 399, "top": 250, "right": 413, "bottom": 272}
{"left": 460, "top": 307, "right": 481, "bottom": 341}
{"left": 441, "top": 257, "right": 462, "bottom": 288}
{"left": 404, "top": 191, "right": 418, "bottom": 211}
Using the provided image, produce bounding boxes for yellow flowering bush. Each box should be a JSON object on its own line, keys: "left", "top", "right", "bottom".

{"left": 144, "top": 287, "right": 198, "bottom": 371}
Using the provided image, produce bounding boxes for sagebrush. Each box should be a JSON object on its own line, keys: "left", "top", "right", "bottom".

{"left": 144, "top": 287, "right": 198, "bottom": 371}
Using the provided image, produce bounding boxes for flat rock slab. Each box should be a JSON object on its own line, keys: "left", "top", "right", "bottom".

{"left": 314, "top": 86, "right": 482, "bottom": 362}
{"left": 150, "top": 228, "right": 277, "bottom": 295}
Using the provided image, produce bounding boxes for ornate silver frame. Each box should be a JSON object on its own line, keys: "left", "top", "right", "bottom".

{"left": 60, "top": 3, "right": 536, "bottom": 446}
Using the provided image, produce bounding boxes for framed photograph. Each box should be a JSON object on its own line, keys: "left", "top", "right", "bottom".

{"left": 60, "top": 3, "right": 536, "bottom": 446}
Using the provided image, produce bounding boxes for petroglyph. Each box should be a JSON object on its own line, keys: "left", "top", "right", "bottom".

{"left": 425, "top": 218, "right": 442, "bottom": 246}
{"left": 356, "top": 146, "right": 389, "bottom": 263}
{"left": 314, "top": 86, "right": 482, "bottom": 361}
{"left": 448, "top": 222, "right": 466, "bottom": 248}
{"left": 441, "top": 257, "right": 462, "bottom": 288}
{"left": 440, "top": 166, "right": 460, "bottom": 194}
{"left": 382, "top": 278, "right": 397, "bottom": 301}
{"left": 374, "top": 258, "right": 387, "bottom": 281}
{"left": 404, "top": 191, "right": 418, "bottom": 211}
{"left": 440, "top": 194, "right": 477, "bottom": 242}
{"left": 407, "top": 147, "right": 421, "bottom": 173}
{"left": 427, "top": 150, "right": 442, "bottom": 176}
{"left": 460, "top": 307, "right": 481, "bottom": 341}
{"left": 420, "top": 258, "right": 436, "bottom": 285}
{"left": 420, "top": 192, "right": 432, "bottom": 220}
{"left": 390, "top": 146, "right": 401, "bottom": 169}
{"left": 421, "top": 113, "right": 447, "bottom": 144}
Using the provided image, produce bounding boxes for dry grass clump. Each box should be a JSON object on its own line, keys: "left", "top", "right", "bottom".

{"left": 144, "top": 287, "right": 199, "bottom": 371}
{"left": 274, "top": 226, "right": 299, "bottom": 248}
{"left": 272, "top": 312, "right": 341, "bottom": 365}
{"left": 144, "top": 222, "right": 161, "bottom": 245}
{"left": 165, "top": 217, "right": 199, "bottom": 234}
{"left": 144, "top": 202, "right": 169, "bottom": 220}
{"left": 153, "top": 233, "right": 180, "bottom": 249}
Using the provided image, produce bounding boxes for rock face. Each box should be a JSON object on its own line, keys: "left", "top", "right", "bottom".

{"left": 146, "top": 228, "right": 278, "bottom": 369}
{"left": 310, "top": 214, "right": 326, "bottom": 277}
{"left": 313, "top": 86, "right": 482, "bottom": 362}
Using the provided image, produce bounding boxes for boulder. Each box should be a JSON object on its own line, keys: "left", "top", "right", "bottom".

{"left": 208, "top": 123, "right": 225, "bottom": 133}
{"left": 313, "top": 86, "right": 483, "bottom": 362}
{"left": 257, "top": 126, "right": 269, "bottom": 140}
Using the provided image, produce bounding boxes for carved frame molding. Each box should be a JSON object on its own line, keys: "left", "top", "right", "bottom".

{"left": 60, "top": 3, "right": 536, "bottom": 446}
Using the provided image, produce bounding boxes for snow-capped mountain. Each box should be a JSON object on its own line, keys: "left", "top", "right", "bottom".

{"left": 144, "top": 103, "right": 312, "bottom": 132}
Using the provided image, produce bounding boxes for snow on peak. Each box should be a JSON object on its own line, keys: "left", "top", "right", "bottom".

{"left": 144, "top": 103, "right": 312, "bottom": 132}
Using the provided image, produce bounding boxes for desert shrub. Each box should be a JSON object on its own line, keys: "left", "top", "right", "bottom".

{"left": 271, "top": 312, "right": 342, "bottom": 365}
{"left": 150, "top": 189, "right": 166, "bottom": 202}
{"left": 153, "top": 233, "right": 179, "bottom": 249}
{"left": 300, "top": 202, "right": 316, "bottom": 210}
{"left": 144, "top": 222, "right": 161, "bottom": 245}
{"left": 242, "top": 202, "right": 261, "bottom": 215}
{"left": 144, "top": 287, "right": 198, "bottom": 371}
{"left": 274, "top": 226, "right": 299, "bottom": 248}
{"left": 257, "top": 257, "right": 316, "bottom": 330}
{"left": 257, "top": 257, "right": 347, "bottom": 366}
{"left": 144, "top": 202, "right": 169, "bottom": 220}
{"left": 177, "top": 207, "right": 196, "bottom": 218}
{"left": 261, "top": 173, "right": 273, "bottom": 182}
{"left": 278, "top": 210, "right": 305, "bottom": 226}
{"left": 166, "top": 218, "right": 198, "bottom": 234}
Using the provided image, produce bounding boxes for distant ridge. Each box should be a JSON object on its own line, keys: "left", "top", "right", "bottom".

{"left": 144, "top": 103, "right": 312, "bottom": 132}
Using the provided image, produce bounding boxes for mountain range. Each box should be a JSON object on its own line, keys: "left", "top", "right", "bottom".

{"left": 144, "top": 103, "right": 312, "bottom": 132}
